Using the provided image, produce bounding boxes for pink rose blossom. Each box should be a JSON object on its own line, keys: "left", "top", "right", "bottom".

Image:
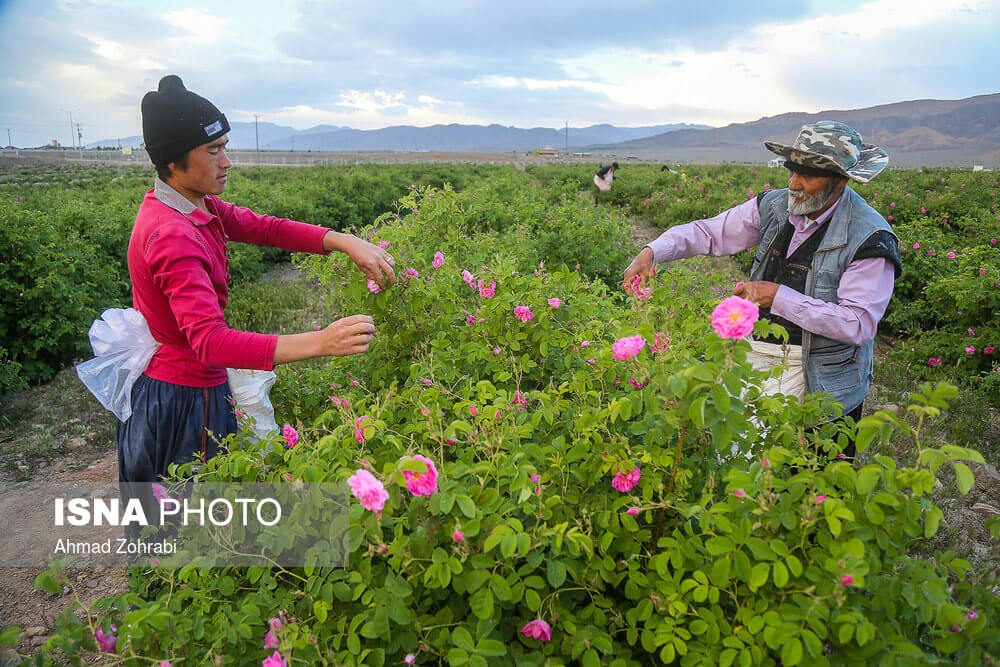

{"left": 814, "top": 495, "right": 827, "bottom": 504}
{"left": 269, "top": 616, "right": 284, "bottom": 631}
{"left": 493, "top": 346, "right": 501, "bottom": 354}
{"left": 514, "top": 306, "right": 534, "bottom": 322}
{"left": 947, "top": 252, "right": 956, "bottom": 259}
{"left": 629, "top": 275, "right": 651, "bottom": 300}
{"left": 612, "top": 335, "right": 646, "bottom": 360}
{"left": 580, "top": 340, "right": 590, "bottom": 348}
{"left": 734, "top": 489, "right": 746, "bottom": 498}
{"left": 529, "top": 474, "right": 541, "bottom": 483}
{"left": 151, "top": 482, "right": 171, "bottom": 505}
{"left": 928, "top": 357, "right": 942, "bottom": 366}
{"left": 403, "top": 268, "right": 419, "bottom": 280}
{"left": 452, "top": 529, "right": 465, "bottom": 543}
{"left": 521, "top": 619, "right": 552, "bottom": 641}
{"left": 432, "top": 251, "right": 444, "bottom": 268}
{"left": 282, "top": 424, "right": 298, "bottom": 449}
{"left": 548, "top": 297, "right": 562, "bottom": 308}
{"left": 841, "top": 574, "right": 854, "bottom": 586}
{"left": 966, "top": 346, "right": 976, "bottom": 354}
{"left": 404, "top": 654, "right": 416, "bottom": 665}
{"left": 585, "top": 359, "right": 596, "bottom": 365}
{"left": 711, "top": 296, "right": 759, "bottom": 339}
{"left": 354, "top": 415, "right": 372, "bottom": 443}
{"left": 366, "top": 279, "right": 381, "bottom": 293}
{"left": 347, "top": 469, "right": 389, "bottom": 513}
{"left": 461, "top": 270, "right": 475, "bottom": 286}
{"left": 264, "top": 630, "right": 280, "bottom": 649}
{"left": 401, "top": 454, "right": 439, "bottom": 497}
{"left": 95, "top": 626, "right": 117, "bottom": 654}
{"left": 981, "top": 269, "right": 988, "bottom": 276}
{"left": 761, "top": 457, "right": 771, "bottom": 469}
{"left": 262, "top": 652, "right": 287, "bottom": 667}
{"left": 469, "top": 404, "right": 478, "bottom": 417}
{"left": 913, "top": 243, "right": 920, "bottom": 249}
{"left": 378, "top": 240, "right": 390, "bottom": 249}
{"left": 967, "top": 611, "right": 978, "bottom": 620}
{"left": 985, "top": 347, "right": 995, "bottom": 355}
{"left": 626, "top": 508, "right": 639, "bottom": 516}
{"left": 612, "top": 466, "right": 642, "bottom": 492}
{"left": 478, "top": 280, "right": 496, "bottom": 298}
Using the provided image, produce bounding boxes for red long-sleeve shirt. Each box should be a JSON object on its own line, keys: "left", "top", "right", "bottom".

{"left": 128, "top": 179, "right": 330, "bottom": 387}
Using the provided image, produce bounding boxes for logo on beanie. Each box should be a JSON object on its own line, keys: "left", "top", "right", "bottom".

{"left": 204, "top": 120, "right": 223, "bottom": 136}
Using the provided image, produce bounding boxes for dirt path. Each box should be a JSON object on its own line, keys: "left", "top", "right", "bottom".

{"left": 0, "top": 450, "right": 126, "bottom": 662}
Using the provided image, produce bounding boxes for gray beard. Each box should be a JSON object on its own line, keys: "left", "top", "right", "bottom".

{"left": 788, "top": 179, "right": 839, "bottom": 215}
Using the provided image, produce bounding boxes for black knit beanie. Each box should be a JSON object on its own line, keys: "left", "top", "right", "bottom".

{"left": 141, "top": 75, "right": 230, "bottom": 166}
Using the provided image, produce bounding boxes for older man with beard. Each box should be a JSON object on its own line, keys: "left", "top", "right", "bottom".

{"left": 622, "top": 121, "right": 902, "bottom": 460}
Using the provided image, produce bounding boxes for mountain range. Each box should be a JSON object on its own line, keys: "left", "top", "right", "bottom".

{"left": 595, "top": 93, "right": 1000, "bottom": 166}
{"left": 87, "top": 122, "right": 708, "bottom": 152}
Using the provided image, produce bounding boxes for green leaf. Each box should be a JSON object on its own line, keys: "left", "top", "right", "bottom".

{"left": 0, "top": 627, "right": 22, "bottom": 648}
{"left": 781, "top": 638, "right": 803, "bottom": 666}
{"left": 456, "top": 494, "right": 477, "bottom": 518}
{"left": 772, "top": 561, "right": 789, "bottom": 588}
{"left": 749, "top": 563, "right": 769, "bottom": 590}
{"left": 501, "top": 534, "right": 517, "bottom": 559}
{"left": 313, "top": 600, "right": 328, "bottom": 623}
{"left": 924, "top": 506, "right": 943, "bottom": 538}
{"left": 953, "top": 462, "right": 974, "bottom": 494}
{"left": 477, "top": 639, "right": 507, "bottom": 657}
{"left": 447, "top": 648, "right": 469, "bottom": 666}
{"left": 470, "top": 587, "right": 494, "bottom": 619}
{"left": 856, "top": 467, "right": 880, "bottom": 495}
{"left": 33, "top": 571, "right": 61, "bottom": 595}
{"left": 705, "top": 536, "right": 735, "bottom": 556}
{"left": 452, "top": 626, "right": 475, "bottom": 652}
{"left": 547, "top": 559, "right": 567, "bottom": 588}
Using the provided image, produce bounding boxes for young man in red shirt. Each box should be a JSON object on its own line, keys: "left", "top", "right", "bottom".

{"left": 122, "top": 75, "right": 394, "bottom": 491}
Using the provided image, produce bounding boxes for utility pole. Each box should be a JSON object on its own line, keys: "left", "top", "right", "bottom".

{"left": 5, "top": 128, "right": 11, "bottom": 148}
{"left": 75, "top": 122, "right": 83, "bottom": 150}
{"left": 565, "top": 121, "right": 568, "bottom": 154}
{"left": 61, "top": 108, "right": 79, "bottom": 149}
{"left": 254, "top": 113, "right": 260, "bottom": 162}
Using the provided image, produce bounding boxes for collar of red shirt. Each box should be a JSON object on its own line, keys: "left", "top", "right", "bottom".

{"left": 153, "top": 177, "right": 216, "bottom": 226}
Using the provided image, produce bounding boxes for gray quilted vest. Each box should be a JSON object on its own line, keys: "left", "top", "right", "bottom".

{"left": 750, "top": 187, "right": 897, "bottom": 414}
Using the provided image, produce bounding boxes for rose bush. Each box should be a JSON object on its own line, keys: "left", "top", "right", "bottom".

{"left": 19, "top": 179, "right": 999, "bottom": 667}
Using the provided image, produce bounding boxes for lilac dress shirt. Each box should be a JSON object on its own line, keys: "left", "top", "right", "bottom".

{"left": 644, "top": 193, "right": 895, "bottom": 346}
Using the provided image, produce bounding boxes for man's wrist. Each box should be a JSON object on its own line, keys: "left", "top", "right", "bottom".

{"left": 641, "top": 245, "right": 655, "bottom": 263}
{"left": 322, "top": 230, "right": 352, "bottom": 254}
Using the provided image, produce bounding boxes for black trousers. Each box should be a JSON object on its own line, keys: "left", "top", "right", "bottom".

{"left": 117, "top": 374, "right": 236, "bottom": 542}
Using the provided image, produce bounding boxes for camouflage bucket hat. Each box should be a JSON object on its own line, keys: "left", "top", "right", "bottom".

{"left": 763, "top": 120, "right": 888, "bottom": 184}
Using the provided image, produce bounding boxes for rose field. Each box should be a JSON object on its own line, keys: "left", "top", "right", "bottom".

{"left": 1, "top": 161, "right": 999, "bottom": 665}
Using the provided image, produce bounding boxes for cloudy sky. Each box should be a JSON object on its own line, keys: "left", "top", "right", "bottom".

{"left": 0, "top": 0, "right": 997, "bottom": 147}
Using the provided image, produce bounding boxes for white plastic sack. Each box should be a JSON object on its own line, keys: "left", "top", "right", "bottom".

{"left": 76, "top": 309, "right": 280, "bottom": 437}
{"left": 227, "top": 368, "right": 279, "bottom": 440}
{"left": 75, "top": 308, "right": 159, "bottom": 422}
{"left": 594, "top": 173, "right": 612, "bottom": 192}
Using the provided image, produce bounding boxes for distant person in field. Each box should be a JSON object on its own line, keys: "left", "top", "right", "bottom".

{"left": 122, "top": 75, "right": 395, "bottom": 492}
{"left": 593, "top": 162, "right": 619, "bottom": 205}
{"left": 622, "top": 121, "right": 901, "bottom": 460}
